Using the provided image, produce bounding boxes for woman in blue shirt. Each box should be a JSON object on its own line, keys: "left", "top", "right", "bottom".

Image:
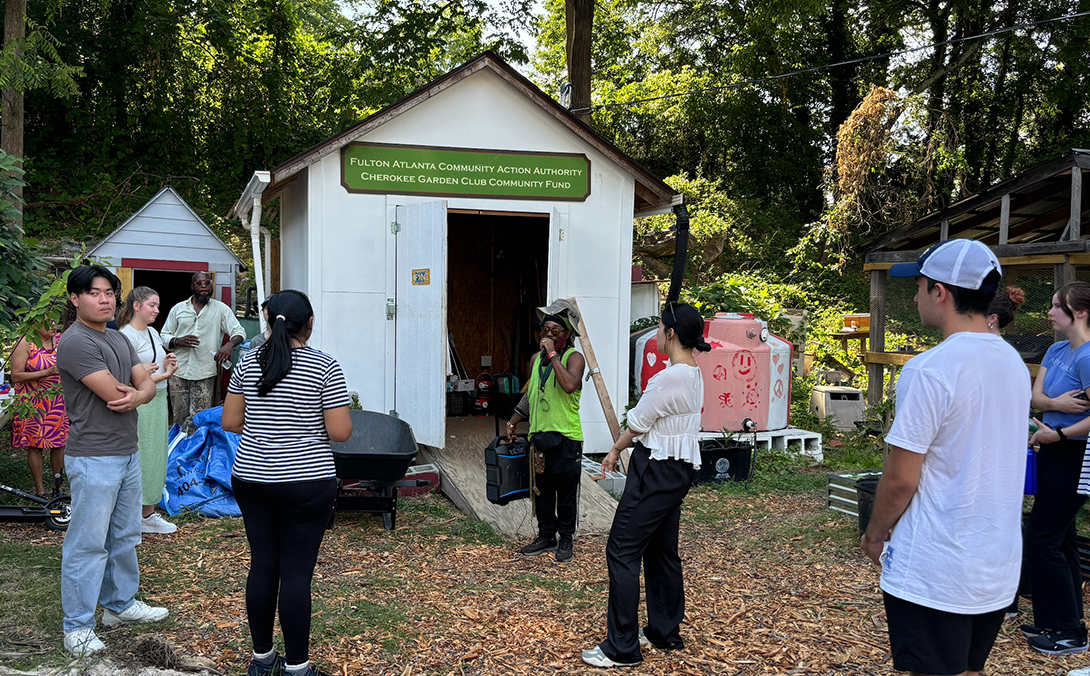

{"left": 1026, "top": 282, "right": 1090, "bottom": 654}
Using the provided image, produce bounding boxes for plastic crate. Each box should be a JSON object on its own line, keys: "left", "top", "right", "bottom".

{"left": 826, "top": 469, "right": 882, "bottom": 518}
{"left": 446, "top": 392, "right": 471, "bottom": 417}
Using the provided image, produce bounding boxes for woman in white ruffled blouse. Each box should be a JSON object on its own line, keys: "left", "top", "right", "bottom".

{"left": 582, "top": 302, "right": 710, "bottom": 668}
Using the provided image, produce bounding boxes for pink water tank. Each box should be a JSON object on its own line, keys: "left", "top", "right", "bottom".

{"left": 632, "top": 313, "right": 792, "bottom": 432}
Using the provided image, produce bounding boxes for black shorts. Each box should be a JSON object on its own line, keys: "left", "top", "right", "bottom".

{"left": 883, "top": 592, "right": 1006, "bottom": 675}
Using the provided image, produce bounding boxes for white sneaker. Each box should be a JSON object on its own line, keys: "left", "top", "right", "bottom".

{"left": 141, "top": 513, "right": 178, "bottom": 534}
{"left": 581, "top": 646, "right": 641, "bottom": 667}
{"left": 638, "top": 628, "right": 651, "bottom": 647}
{"left": 101, "top": 599, "right": 169, "bottom": 626}
{"left": 1070, "top": 669, "right": 1090, "bottom": 676}
{"left": 64, "top": 628, "right": 105, "bottom": 657}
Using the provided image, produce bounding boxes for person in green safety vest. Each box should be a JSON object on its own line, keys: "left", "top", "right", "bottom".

{"left": 503, "top": 300, "right": 586, "bottom": 563}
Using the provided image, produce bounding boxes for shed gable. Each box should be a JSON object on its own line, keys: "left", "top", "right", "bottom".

{"left": 90, "top": 187, "right": 244, "bottom": 268}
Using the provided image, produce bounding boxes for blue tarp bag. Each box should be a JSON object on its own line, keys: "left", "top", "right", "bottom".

{"left": 160, "top": 406, "right": 242, "bottom": 518}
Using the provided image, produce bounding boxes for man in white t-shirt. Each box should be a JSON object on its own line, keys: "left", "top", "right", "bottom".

{"left": 862, "top": 239, "right": 1030, "bottom": 676}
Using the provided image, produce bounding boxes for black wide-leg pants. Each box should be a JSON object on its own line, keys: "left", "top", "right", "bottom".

{"left": 1027, "top": 438, "right": 1088, "bottom": 631}
{"left": 601, "top": 443, "right": 695, "bottom": 664}
{"left": 534, "top": 436, "right": 582, "bottom": 540}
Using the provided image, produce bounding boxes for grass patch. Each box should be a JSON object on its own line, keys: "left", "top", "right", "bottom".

{"left": 397, "top": 495, "right": 505, "bottom": 546}
{"left": 0, "top": 540, "right": 64, "bottom": 668}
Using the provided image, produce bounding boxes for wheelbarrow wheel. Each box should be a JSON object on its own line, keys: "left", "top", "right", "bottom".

{"left": 45, "top": 495, "right": 72, "bottom": 531}
{"left": 383, "top": 511, "right": 395, "bottom": 530}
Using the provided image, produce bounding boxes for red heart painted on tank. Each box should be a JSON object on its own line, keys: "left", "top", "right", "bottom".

{"left": 778, "top": 363, "right": 785, "bottom": 374}
{"left": 772, "top": 354, "right": 779, "bottom": 364}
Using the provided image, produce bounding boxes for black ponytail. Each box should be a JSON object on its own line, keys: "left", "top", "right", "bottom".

{"left": 662, "top": 302, "right": 711, "bottom": 352}
{"left": 256, "top": 289, "right": 314, "bottom": 396}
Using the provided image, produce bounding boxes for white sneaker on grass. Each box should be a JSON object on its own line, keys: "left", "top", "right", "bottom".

{"left": 64, "top": 628, "right": 105, "bottom": 657}
{"left": 101, "top": 599, "right": 169, "bottom": 626}
{"left": 141, "top": 513, "right": 177, "bottom": 534}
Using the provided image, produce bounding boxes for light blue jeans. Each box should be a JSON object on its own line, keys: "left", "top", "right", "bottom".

{"left": 61, "top": 453, "right": 143, "bottom": 632}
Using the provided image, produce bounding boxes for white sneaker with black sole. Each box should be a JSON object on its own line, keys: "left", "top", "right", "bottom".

{"left": 101, "top": 599, "right": 169, "bottom": 626}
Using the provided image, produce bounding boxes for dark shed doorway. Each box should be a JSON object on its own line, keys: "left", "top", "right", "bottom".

{"left": 446, "top": 211, "right": 549, "bottom": 418}
{"left": 132, "top": 270, "right": 196, "bottom": 333}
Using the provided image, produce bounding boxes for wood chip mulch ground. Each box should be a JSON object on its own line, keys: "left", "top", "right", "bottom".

{"left": 3, "top": 486, "right": 1089, "bottom": 675}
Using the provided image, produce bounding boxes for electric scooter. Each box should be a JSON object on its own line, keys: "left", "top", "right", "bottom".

{"left": 0, "top": 480, "right": 72, "bottom": 531}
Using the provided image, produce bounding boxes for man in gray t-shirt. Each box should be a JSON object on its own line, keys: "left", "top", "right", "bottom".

{"left": 59, "top": 320, "right": 141, "bottom": 455}
{"left": 55, "top": 266, "right": 166, "bottom": 658}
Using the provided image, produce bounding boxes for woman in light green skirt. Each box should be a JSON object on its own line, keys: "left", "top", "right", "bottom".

{"left": 118, "top": 287, "right": 179, "bottom": 534}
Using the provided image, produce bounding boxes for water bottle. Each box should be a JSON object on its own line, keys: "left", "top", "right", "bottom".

{"left": 211, "top": 351, "right": 232, "bottom": 370}
{"left": 1025, "top": 446, "right": 1037, "bottom": 496}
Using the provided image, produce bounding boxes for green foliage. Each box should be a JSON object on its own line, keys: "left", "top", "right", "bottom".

{"left": 0, "top": 151, "right": 51, "bottom": 337}
{"left": 636, "top": 174, "right": 805, "bottom": 284}
{"left": 22, "top": 0, "right": 534, "bottom": 244}
{"left": 0, "top": 15, "right": 82, "bottom": 99}
{"left": 681, "top": 272, "right": 810, "bottom": 342}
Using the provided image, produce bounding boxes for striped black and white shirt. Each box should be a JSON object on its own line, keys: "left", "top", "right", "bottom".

{"left": 228, "top": 346, "right": 351, "bottom": 483}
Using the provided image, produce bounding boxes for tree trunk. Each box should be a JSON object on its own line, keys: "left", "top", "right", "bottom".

{"left": 565, "top": 0, "right": 593, "bottom": 124}
{"left": 2, "top": 0, "right": 25, "bottom": 220}
{"left": 824, "top": 0, "right": 859, "bottom": 141}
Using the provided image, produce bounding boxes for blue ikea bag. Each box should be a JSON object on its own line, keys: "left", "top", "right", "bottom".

{"left": 160, "top": 407, "right": 242, "bottom": 518}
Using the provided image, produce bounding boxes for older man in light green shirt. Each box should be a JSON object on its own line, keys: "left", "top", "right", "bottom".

{"left": 160, "top": 272, "right": 245, "bottom": 434}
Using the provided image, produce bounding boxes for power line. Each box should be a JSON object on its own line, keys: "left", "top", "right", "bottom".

{"left": 570, "top": 10, "right": 1090, "bottom": 115}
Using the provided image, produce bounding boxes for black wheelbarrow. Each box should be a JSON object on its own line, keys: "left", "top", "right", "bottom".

{"left": 331, "top": 410, "right": 425, "bottom": 530}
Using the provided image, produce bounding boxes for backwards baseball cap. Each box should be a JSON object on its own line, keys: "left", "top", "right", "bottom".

{"left": 889, "top": 239, "right": 1002, "bottom": 292}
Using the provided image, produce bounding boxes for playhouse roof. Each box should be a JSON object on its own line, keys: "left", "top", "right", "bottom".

{"left": 89, "top": 186, "right": 246, "bottom": 269}
{"left": 263, "top": 52, "right": 681, "bottom": 215}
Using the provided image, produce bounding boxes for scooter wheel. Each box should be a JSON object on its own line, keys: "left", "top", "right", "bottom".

{"left": 45, "top": 495, "right": 72, "bottom": 531}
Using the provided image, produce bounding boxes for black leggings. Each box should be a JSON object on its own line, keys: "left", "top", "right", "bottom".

{"left": 232, "top": 476, "right": 338, "bottom": 664}
{"left": 1027, "top": 439, "right": 1088, "bottom": 631}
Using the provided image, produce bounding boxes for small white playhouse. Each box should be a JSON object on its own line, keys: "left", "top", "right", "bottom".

{"left": 89, "top": 186, "right": 247, "bottom": 328}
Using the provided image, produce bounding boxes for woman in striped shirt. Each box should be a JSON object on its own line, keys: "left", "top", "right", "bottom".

{"left": 222, "top": 290, "right": 352, "bottom": 676}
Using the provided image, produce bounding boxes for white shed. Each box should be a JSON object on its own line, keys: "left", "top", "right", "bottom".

{"left": 234, "top": 53, "right": 681, "bottom": 454}
{"left": 89, "top": 186, "right": 247, "bottom": 328}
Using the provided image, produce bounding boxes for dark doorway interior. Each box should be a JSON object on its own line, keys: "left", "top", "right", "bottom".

{"left": 132, "top": 270, "right": 195, "bottom": 333}
{"left": 446, "top": 212, "right": 549, "bottom": 396}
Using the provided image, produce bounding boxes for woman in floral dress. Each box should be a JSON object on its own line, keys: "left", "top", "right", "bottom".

{"left": 10, "top": 323, "right": 69, "bottom": 497}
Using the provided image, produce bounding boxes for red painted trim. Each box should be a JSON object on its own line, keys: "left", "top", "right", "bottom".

{"left": 222, "top": 287, "right": 232, "bottom": 308}
{"left": 121, "top": 258, "right": 209, "bottom": 272}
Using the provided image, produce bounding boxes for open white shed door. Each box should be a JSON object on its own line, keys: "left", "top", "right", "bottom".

{"left": 394, "top": 200, "right": 448, "bottom": 448}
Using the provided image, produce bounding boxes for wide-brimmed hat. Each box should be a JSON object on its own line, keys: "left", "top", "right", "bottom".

{"left": 536, "top": 299, "right": 581, "bottom": 337}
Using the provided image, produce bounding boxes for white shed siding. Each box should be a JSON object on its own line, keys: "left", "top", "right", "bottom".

{"left": 92, "top": 188, "right": 241, "bottom": 266}
{"left": 280, "top": 176, "right": 309, "bottom": 293}
{"left": 292, "top": 69, "right": 636, "bottom": 452}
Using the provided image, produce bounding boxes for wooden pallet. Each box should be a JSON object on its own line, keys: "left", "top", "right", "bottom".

{"left": 420, "top": 416, "right": 618, "bottom": 539}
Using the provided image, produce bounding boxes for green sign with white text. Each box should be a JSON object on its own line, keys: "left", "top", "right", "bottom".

{"left": 341, "top": 143, "right": 591, "bottom": 201}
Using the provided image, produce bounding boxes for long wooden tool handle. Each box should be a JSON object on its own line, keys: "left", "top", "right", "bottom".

{"left": 568, "top": 298, "right": 630, "bottom": 472}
